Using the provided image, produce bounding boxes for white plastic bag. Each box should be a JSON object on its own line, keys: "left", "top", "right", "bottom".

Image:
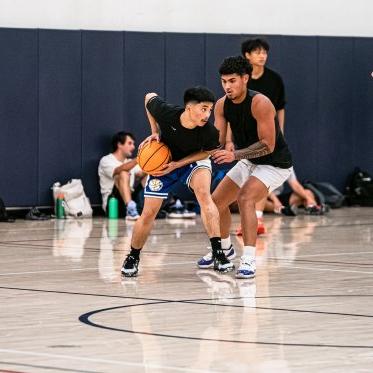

{"left": 52, "top": 179, "right": 93, "bottom": 218}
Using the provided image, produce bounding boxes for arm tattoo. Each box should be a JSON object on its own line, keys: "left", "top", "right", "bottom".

{"left": 233, "top": 140, "right": 271, "bottom": 160}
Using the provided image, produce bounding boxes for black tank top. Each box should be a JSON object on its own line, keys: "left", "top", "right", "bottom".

{"left": 223, "top": 89, "right": 292, "bottom": 168}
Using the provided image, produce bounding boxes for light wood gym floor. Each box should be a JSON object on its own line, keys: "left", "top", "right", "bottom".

{"left": 1, "top": 207, "right": 373, "bottom": 372}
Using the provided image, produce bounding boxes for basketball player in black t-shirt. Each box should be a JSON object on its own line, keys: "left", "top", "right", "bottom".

{"left": 121, "top": 86, "right": 234, "bottom": 277}
{"left": 198, "top": 56, "right": 293, "bottom": 279}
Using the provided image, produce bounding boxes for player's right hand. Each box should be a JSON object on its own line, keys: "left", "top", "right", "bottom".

{"left": 139, "top": 133, "right": 160, "bottom": 149}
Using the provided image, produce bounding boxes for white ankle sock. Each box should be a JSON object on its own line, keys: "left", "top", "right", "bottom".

{"left": 243, "top": 245, "right": 256, "bottom": 258}
{"left": 255, "top": 210, "right": 263, "bottom": 219}
{"left": 221, "top": 236, "right": 231, "bottom": 250}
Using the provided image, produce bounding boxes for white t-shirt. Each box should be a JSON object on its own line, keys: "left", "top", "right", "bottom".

{"left": 98, "top": 153, "right": 141, "bottom": 211}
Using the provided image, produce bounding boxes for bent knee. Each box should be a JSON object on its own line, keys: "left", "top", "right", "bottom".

{"left": 237, "top": 190, "right": 256, "bottom": 206}
{"left": 212, "top": 193, "right": 230, "bottom": 211}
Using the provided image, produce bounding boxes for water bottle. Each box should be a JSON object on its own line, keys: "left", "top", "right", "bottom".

{"left": 108, "top": 196, "right": 119, "bottom": 219}
{"left": 56, "top": 193, "right": 65, "bottom": 219}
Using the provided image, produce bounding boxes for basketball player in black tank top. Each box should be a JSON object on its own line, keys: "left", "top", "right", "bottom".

{"left": 197, "top": 56, "right": 293, "bottom": 279}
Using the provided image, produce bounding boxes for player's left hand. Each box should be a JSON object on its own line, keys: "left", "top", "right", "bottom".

{"left": 151, "top": 162, "right": 179, "bottom": 176}
{"left": 212, "top": 150, "right": 235, "bottom": 164}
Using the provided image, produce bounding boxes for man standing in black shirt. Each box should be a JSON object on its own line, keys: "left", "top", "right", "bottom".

{"left": 121, "top": 86, "right": 234, "bottom": 277}
{"left": 198, "top": 56, "right": 293, "bottom": 279}
{"left": 231, "top": 38, "right": 287, "bottom": 236}
{"left": 242, "top": 38, "right": 286, "bottom": 131}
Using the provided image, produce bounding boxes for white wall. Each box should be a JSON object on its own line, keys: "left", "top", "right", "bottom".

{"left": 0, "top": 0, "right": 371, "bottom": 37}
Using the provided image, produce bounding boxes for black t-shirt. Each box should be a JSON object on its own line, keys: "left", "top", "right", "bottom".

{"left": 146, "top": 96, "right": 219, "bottom": 161}
{"left": 249, "top": 67, "right": 286, "bottom": 111}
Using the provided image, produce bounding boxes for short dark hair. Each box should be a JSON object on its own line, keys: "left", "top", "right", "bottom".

{"left": 111, "top": 131, "right": 135, "bottom": 152}
{"left": 241, "top": 38, "right": 270, "bottom": 56}
{"left": 183, "top": 86, "right": 216, "bottom": 105}
{"left": 219, "top": 56, "right": 253, "bottom": 77}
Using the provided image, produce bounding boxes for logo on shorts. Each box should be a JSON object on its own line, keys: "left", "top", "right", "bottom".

{"left": 148, "top": 178, "right": 163, "bottom": 192}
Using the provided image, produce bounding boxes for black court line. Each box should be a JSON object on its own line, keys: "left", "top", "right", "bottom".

{"left": 3, "top": 285, "right": 373, "bottom": 302}
{"left": 0, "top": 360, "right": 102, "bottom": 373}
{"left": 79, "top": 302, "right": 373, "bottom": 349}
{"left": 2, "top": 284, "right": 373, "bottom": 301}
{"left": 3, "top": 284, "right": 373, "bottom": 319}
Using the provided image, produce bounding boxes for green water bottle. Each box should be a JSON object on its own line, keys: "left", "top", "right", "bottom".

{"left": 108, "top": 196, "right": 119, "bottom": 219}
{"left": 56, "top": 193, "right": 65, "bottom": 219}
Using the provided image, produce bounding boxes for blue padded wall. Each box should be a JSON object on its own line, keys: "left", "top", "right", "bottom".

{"left": 352, "top": 38, "right": 373, "bottom": 174}
{"left": 205, "top": 34, "right": 245, "bottom": 98}
{"left": 0, "top": 29, "right": 38, "bottom": 206}
{"left": 1, "top": 27, "right": 373, "bottom": 206}
{"left": 317, "top": 37, "right": 355, "bottom": 188}
{"left": 81, "top": 30, "right": 124, "bottom": 204}
{"left": 38, "top": 30, "right": 82, "bottom": 205}
{"left": 262, "top": 35, "right": 283, "bottom": 72}
{"left": 279, "top": 36, "right": 319, "bottom": 182}
{"left": 124, "top": 32, "right": 165, "bottom": 145}
{"left": 165, "top": 33, "right": 205, "bottom": 105}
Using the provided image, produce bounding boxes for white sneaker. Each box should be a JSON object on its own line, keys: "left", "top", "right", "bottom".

{"left": 236, "top": 256, "right": 256, "bottom": 279}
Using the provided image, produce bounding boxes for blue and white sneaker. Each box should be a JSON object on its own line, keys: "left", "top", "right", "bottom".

{"left": 236, "top": 256, "right": 256, "bottom": 279}
{"left": 126, "top": 201, "right": 140, "bottom": 221}
{"left": 197, "top": 245, "right": 236, "bottom": 269}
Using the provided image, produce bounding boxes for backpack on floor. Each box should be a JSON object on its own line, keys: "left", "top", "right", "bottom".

{"left": 345, "top": 168, "right": 373, "bottom": 206}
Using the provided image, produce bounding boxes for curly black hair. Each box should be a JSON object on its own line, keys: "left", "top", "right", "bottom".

{"left": 218, "top": 56, "right": 253, "bottom": 77}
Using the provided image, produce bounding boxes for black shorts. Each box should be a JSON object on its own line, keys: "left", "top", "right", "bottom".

{"left": 106, "top": 186, "right": 126, "bottom": 218}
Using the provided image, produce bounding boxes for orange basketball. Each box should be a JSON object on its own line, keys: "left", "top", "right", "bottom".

{"left": 137, "top": 140, "right": 172, "bottom": 175}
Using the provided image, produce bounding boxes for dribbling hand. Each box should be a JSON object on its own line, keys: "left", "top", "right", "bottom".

{"left": 139, "top": 133, "right": 160, "bottom": 149}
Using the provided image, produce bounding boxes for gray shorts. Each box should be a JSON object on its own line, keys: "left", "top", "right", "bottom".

{"left": 226, "top": 159, "right": 293, "bottom": 194}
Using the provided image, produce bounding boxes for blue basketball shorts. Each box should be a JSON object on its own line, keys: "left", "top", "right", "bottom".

{"left": 144, "top": 159, "right": 211, "bottom": 199}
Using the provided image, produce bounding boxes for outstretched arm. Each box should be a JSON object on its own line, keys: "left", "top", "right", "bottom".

{"left": 140, "top": 93, "right": 161, "bottom": 148}
{"left": 151, "top": 150, "right": 211, "bottom": 177}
